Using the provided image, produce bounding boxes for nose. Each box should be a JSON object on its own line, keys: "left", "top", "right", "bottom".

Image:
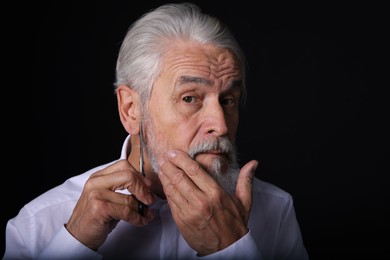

{"left": 204, "top": 101, "right": 229, "bottom": 137}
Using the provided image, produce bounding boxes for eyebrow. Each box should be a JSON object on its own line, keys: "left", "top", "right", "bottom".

{"left": 178, "top": 75, "right": 212, "bottom": 86}
{"left": 177, "top": 75, "right": 243, "bottom": 90}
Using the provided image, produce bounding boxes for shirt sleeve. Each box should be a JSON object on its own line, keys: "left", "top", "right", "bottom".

{"left": 198, "top": 230, "right": 263, "bottom": 260}
{"left": 37, "top": 225, "right": 102, "bottom": 260}
{"left": 3, "top": 218, "right": 30, "bottom": 259}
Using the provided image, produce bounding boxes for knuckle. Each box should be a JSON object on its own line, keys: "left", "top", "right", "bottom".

{"left": 123, "top": 194, "right": 133, "bottom": 205}
{"left": 187, "top": 163, "right": 203, "bottom": 176}
{"left": 122, "top": 170, "right": 136, "bottom": 184}
{"left": 87, "top": 189, "right": 101, "bottom": 201}
{"left": 195, "top": 200, "right": 212, "bottom": 219}
{"left": 171, "top": 170, "right": 185, "bottom": 185}
{"left": 164, "top": 183, "right": 177, "bottom": 197}
{"left": 88, "top": 196, "right": 106, "bottom": 214}
{"left": 122, "top": 206, "right": 144, "bottom": 226}
{"left": 84, "top": 177, "right": 98, "bottom": 191}
{"left": 121, "top": 204, "right": 132, "bottom": 217}
{"left": 117, "top": 160, "right": 132, "bottom": 170}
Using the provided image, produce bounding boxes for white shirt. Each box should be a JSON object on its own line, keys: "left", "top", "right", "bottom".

{"left": 4, "top": 135, "right": 309, "bottom": 259}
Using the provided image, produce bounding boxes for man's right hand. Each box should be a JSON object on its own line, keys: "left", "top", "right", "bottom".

{"left": 65, "top": 160, "right": 155, "bottom": 250}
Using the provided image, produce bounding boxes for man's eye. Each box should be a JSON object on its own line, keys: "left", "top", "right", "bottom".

{"left": 183, "top": 96, "right": 195, "bottom": 103}
{"left": 221, "top": 98, "right": 235, "bottom": 106}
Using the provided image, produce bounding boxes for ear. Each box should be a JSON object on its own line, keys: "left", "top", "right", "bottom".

{"left": 116, "top": 85, "right": 141, "bottom": 135}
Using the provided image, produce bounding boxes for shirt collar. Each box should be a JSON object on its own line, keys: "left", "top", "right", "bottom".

{"left": 120, "top": 134, "right": 132, "bottom": 160}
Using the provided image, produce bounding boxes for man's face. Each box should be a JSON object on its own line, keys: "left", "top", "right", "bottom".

{"left": 144, "top": 41, "right": 242, "bottom": 187}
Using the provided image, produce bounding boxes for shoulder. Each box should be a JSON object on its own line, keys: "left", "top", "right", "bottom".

{"left": 249, "top": 177, "right": 297, "bottom": 230}
{"left": 253, "top": 177, "right": 291, "bottom": 199}
{"left": 252, "top": 177, "right": 293, "bottom": 201}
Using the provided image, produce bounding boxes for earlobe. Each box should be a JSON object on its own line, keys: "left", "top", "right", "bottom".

{"left": 116, "top": 85, "right": 140, "bottom": 134}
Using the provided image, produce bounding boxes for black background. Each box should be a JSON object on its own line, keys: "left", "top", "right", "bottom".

{"left": 3, "top": 1, "right": 388, "bottom": 259}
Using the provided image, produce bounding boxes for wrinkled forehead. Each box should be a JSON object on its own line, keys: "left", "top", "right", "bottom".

{"left": 158, "top": 41, "right": 243, "bottom": 89}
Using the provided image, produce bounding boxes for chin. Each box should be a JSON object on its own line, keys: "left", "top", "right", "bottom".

{"left": 195, "top": 154, "right": 230, "bottom": 175}
{"left": 196, "top": 154, "right": 239, "bottom": 195}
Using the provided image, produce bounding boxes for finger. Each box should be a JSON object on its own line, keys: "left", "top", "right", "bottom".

{"left": 93, "top": 186, "right": 138, "bottom": 206}
{"left": 158, "top": 157, "right": 198, "bottom": 207}
{"left": 235, "top": 160, "right": 258, "bottom": 213}
{"left": 165, "top": 150, "right": 218, "bottom": 193}
{"left": 87, "top": 168, "right": 154, "bottom": 205}
{"left": 91, "top": 159, "right": 135, "bottom": 177}
{"left": 91, "top": 160, "right": 152, "bottom": 189}
{"left": 107, "top": 200, "right": 153, "bottom": 227}
{"left": 93, "top": 189, "right": 155, "bottom": 226}
{"left": 91, "top": 160, "right": 152, "bottom": 187}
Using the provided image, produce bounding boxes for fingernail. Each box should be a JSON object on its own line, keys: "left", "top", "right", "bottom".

{"left": 167, "top": 150, "right": 176, "bottom": 158}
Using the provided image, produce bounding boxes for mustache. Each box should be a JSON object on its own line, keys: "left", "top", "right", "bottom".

{"left": 188, "top": 136, "right": 234, "bottom": 160}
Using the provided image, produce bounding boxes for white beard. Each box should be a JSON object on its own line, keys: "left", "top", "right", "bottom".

{"left": 142, "top": 118, "right": 240, "bottom": 195}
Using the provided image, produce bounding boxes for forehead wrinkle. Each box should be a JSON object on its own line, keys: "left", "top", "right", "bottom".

{"left": 163, "top": 43, "right": 241, "bottom": 90}
{"left": 176, "top": 75, "right": 242, "bottom": 95}
{"left": 210, "top": 65, "right": 241, "bottom": 80}
{"left": 208, "top": 54, "right": 241, "bottom": 79}
{"left": 208, "top": 62, "right": 242, "bottom": 91}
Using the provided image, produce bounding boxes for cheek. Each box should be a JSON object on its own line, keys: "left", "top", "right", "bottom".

{"left": 149, "top": 102, "right": 196, "bottom": 149}
{"left": 149, "top": 111, "right": 188, "bottom": 150}
{"left": 227, "top": 116, "right": 239, "bottom": 141}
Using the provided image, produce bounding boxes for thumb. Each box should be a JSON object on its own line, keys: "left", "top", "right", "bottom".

{"left": 235, "top": 160, "right": 258, "bottom": 213}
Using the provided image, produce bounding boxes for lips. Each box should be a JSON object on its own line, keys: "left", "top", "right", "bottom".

{"left": 195, "top": 151, "right": 228, "bottom": 161}
{"left": 204, "top": 150, "right": 223, "bottom": 155}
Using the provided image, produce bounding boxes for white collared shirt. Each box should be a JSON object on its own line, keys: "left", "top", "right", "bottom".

{"left": 4, "top": 135, "right": 309, "bottom": 259}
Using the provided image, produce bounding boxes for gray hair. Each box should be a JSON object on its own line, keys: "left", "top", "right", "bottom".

{"left": 114, "top": 2, "right": 247, "bottom": 108}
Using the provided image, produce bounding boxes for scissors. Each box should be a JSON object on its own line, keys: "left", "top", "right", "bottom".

{"left": 138, "top": 121, "right": 147, "bottom": 216}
